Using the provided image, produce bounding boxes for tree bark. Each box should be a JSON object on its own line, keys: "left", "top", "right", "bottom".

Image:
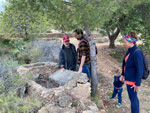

{"left": 109, "top": 38, "right": 115, "bottom": 48}
{"left": 106, "top": 27, "right": 120, "bottom": 48}
{"left": 85, "top": 29, "right": 97, "bottom": 97}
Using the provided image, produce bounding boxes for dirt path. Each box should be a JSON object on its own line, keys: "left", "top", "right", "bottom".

{"left": 96, "top": 42, "right": 150, "bottom": 113}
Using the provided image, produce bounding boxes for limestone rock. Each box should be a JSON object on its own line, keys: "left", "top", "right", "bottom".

{"left": 15, "top": 66, "right": 30, "bottom": 77}
{"left": 38, "top": 104, "right": 76, "bottom": 113}
{"left": 59, "top": 95, "right": 72, "bottom": 107}
{"left": 99, "top": 109, "right": 106, "bottom": 113}
{"left": 15, "top": 62, "right": 59, "bottom": 78}
{"left": 82, "top": 110, "right": 93, "bottom": 113}
{"left": 70, "top": 83, "right": 91, "bottom": 101}
{"left": 49, "top": 69, "right": 88, "bottom": 86}
{"left": 97, "top": 100, "right": 105, "bottom": 109}
{"left": 27, "top": 81, "right": 53, "bottom": 99}
{"left": 88, "top": 104, "right": 99, "bottom": 112}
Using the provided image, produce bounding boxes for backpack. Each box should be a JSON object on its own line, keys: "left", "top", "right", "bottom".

{"left": 133, "top": 49, "right": 150, "bottom": 79}
{"left": 78, "top": 38, "right": 98, "bottom": 55}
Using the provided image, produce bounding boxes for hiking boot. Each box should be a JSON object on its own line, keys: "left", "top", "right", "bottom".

{"left": 116, "top": 103, "right": 122, "bottom": 108}
{"left": 108, "top": 96, "right": 115, "bottom": 100}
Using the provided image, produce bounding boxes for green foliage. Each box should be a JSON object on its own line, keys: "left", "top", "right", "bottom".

{"left": 110, "top": 50, "right": 125, "bottom": 63}
{"left": 108, "top": 90, "right": 113, "bottom": 97}
{"left": 119, "top": 1, "right": 150, "bottom": 50}
{"left": 23, "top": 36, "right": 35, "bottom": 42}
{"left": 0, "top": 57, "right": 19, "bottom": 93}
{"left": 8, "top": 0, "right": 104, "bottom": 31}
{"left": 17, "top": 43, "right": 42, "bottom": 64}
{"left": 110, "top": 53, "right": 117, "bottom": 59}
{"left": 0, "top": 56, "right": 41, "bottom": 112}
{"left": 0, "top": 37, "right": 9, "bottom": 55}
{"left": 0, "top": 91, "right": 41, "bottom": 113}
{"left": 0, "top": 1, "right": 50, "bottom": 39}
{"left": 2, "top": 0, "right": 150, "bottom": 50}
{"left": 0, "top": 38, "right": 26, "bottom": 57}
{"left": 46, "top": 30, "right": 52, "bottom": 33}
{"left": 91, "top": 96, "right": 101, "bottom": 105}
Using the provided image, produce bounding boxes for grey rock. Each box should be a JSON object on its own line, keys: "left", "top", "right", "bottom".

{"left": 17, "top": 84, "right": 28, "bottom": 98}
{"left": 38, "top": 105, "right": 76, "bottom": 113}
{"left": 88, "top": 104, "right": 99, "bottom": 112}
{"left": 49, "top": 69, "right": 87, "bottom": 86}
{"left": 70, "top": 83, "right": 91, "bottom": 101}
{"left": 32, "top": 73, "right": 40, "bottom": 79}
{"left": 97, "top": 100, "right": 105, "bottom": 109}
{"left": 59, "top": 95, "right": 72, "bottom": 107}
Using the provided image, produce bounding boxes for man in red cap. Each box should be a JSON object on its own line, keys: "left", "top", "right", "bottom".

{"left": 59, "top": 35, "right": 77, "bottom": 72}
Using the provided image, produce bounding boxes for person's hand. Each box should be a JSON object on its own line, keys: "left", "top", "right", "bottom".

{"left": 120, "top": 75, "right": 124, "bottom": 82}
{"left": 78, "top": 67, "right": 82, "bottom": 73}
{"left": 61, "top": 68, "right": 65, "bottom": 72}
{"left": 131, "top": 85, "right": 138, "bottom": 92}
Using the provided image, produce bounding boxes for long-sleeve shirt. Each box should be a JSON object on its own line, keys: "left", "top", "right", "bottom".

{"left": 121, "top": 45, "right": 143, "bottom": 86}
{"left": 77, "top": 36, "right": 90, "bottom": 65}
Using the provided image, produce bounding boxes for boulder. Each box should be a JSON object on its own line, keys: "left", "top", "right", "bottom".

{"left": 49, "top": 69, "right": 88, "bottom": 86}
{"left": 70, "top": 83, "right": 91, "bottom": 101}
{"left": 58, "top": 95, "right": 72, "bottom": 107}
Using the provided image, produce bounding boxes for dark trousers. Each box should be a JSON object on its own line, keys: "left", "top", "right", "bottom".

{"left": 112, "top": 87, "right": 123, "bottom": 103}
{"left": 127, "top": 84, "right": 139, "bottom": 113}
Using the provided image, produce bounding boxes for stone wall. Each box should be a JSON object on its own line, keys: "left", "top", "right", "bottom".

{"left": 15, "top": 62, "right": 59, "bottom": 78}
{"left": 15, "top": 62, "right": 106, "bottom": 113}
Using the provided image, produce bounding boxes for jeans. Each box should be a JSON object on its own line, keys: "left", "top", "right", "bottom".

{"left": 82, "top": 64, "right": 90, "bottom": 82}
{"left": 127, "top": 84, "right": 139, "bottom": 113}
{"left": 112, "top": 87, "right": 123, "bottom": 103}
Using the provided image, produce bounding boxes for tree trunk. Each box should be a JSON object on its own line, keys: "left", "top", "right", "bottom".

{"left": 85, "top": 29, "right": 97, "bottom": 97}
{"left": 106, "top": 27, "right": 120, "bottom": 48}
{"left": 109, "top": 37, "right": 116, "bottom": 48}
{"left": 61, "top": 25, "right": 65, "bottom": 33}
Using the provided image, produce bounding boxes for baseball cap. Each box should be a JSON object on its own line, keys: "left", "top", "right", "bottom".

{"left": 63, "top": 35, "right": 70, "bottom": 41}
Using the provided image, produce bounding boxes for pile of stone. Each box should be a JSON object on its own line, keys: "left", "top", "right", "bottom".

{"left": 15, "top": 62, "right": 106, "bottom": 113}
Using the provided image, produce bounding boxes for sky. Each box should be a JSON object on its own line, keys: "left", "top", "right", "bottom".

{"left": 0, "top": 0, "right": 6, "bottom": 12}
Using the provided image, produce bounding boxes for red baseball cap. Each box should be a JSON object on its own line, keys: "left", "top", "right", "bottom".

{"left": 63, "top": 35, "right": 70, "bottom": 41}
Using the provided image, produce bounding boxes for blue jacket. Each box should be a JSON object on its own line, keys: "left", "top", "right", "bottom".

{"left": 59, "top": 43, "right": 77, "bottom": 70}
{"left": 121, "top": 45, "right": 143, "bottom": 86}
{"left": 113, "top": 75, "right": 124, "bottom": 88}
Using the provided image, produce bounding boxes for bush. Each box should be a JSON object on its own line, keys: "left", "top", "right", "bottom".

{"left": 0, "top": 91, "right": 41, "bottom": 113}
{"left": 0, "top": 37, "right": 25, "bottom": 57}
{"left": 0, "top": 46, "right": 9, "bottom": 56}
{"left": 32, "top": 40, "right": 61, "bottom": 63}
{"left": 17, "top": 42, "right": 42, "bottom": 64}
{"left": 0, "top": 56, "right": 19, "bottom": 93}
{"left": 0, "top": 56, "right": 42, "bottom": 112}
{"left": 8, "top": 39, "right": 25, "bottom": 50}
{"left": 46, "top": 30, "right": 52, "bottom": 33}
{"left": 139, "top": 35, "right": 150, "bottom": 54}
